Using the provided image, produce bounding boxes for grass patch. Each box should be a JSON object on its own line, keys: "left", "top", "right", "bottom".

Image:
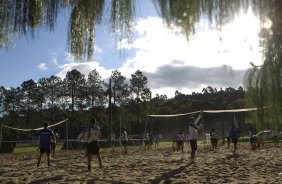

{"left": 13, "top": 144, "right": 62, "bottom": 154}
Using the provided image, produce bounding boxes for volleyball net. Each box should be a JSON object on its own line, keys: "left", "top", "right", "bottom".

{"left": 145, "top": 107, "right": 258, "bottom": 143}
{"left": 0, "top": 119, "right": 69, "bottom": 153}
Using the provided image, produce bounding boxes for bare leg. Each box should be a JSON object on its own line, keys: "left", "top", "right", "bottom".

{"left": 96, "top": 154, "right": 102, "bottom": 168}
{"left": 52, "top": 144, "right": 56, "bottom": 157}
{"left": 87, "top": 155, "right": 92, "bottom": 171}
{"left": 124, "top": 145, "right": 127, "bottom": 154}
{"left": 191, "top": 150, "right": 196, "bottom": 159}
{"left": 47, "top": 153, "right": 51, "bottom": 167}
{"left": 233, "top": 143, "right": 237, "bottom": 154}
{"left": 37, "top": 152, "right": 43, "bottom": 167}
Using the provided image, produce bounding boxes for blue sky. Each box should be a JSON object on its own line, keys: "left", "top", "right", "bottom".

{"left": 0, "top": 1, "right": 264, "bottom": 98}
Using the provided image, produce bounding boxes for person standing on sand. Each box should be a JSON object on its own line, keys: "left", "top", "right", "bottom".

{"left": 154, "top": 134, "right": 162, "bottom": 149}
{"left": 187, "top": 117, "right": 203, "bottom": 161}
{"left": 210, "top": 128, "right": 218, "bottom": 150}
{"left": 176, "top": 130, "right": 185, "bottom": 153}
{"left": 121, "top": 128, "right": 128, "bottom": 154}
{"left": 229, "top": 125, "right": 240, "bottom": 154}
{"left": 248, "top": 127, "right": 257, "bottom": 150}
{"left": 226, "top": 130, "right": 231, "bottom": 148}
{"left": 33, "top": 122, "right": 55, "bottom": 167}
{"left": 111, "top": 132, "right": 116, "bottom": 152}
{"left": 144, "top": 131, "right": 150, "bottom": 150}
{"left": 86, "top": 119, "right": 102, "bottom": 171}
{"left": 50, "top": 129, "right": 60, "bottom": 158}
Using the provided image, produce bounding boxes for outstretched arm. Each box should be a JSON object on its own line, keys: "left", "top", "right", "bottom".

{"left": 32, "top": 130, "right": 41, "bottom": 136}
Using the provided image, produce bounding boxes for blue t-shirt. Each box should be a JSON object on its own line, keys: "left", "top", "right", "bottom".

{"left": 33, "top": 128, "right": 55, "bottom": 149}
{"left": 229, "top": 127, "right": 240, "bottom": 140}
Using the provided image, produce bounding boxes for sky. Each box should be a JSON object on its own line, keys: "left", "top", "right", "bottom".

{"left": 0, "top": 1, "right": 264, "bottom": 98}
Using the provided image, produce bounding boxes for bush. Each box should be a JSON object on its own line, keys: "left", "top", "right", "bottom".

{"left": 0, "top": 142, "right": 16, "bottom": 154}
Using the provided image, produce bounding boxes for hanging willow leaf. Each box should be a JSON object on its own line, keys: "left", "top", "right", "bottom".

{"left": 67, "top": 0, "right": 104, "bottom": 61}
{"left": 153, "top": 0, "right": 250, "bottom": 39}
{"left": 244, "top": 0, "right": 282, "bottom": 130}
{"left": 0, "top": 0, "right": 64, "bottom": 48}
{"left": 110, "top": 0, "right": 135, "bottom": 44}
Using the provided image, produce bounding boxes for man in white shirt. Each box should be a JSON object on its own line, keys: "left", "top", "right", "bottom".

{"left": 121, "top": 128, "right": 128, "bottom": 154}
{"left": 187, "top": 117, "right": 202, "bottom": 160}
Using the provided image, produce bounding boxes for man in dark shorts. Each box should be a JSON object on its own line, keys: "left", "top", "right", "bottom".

{"left": 248, "top": 127, "right": 257, "bottom": 150}
{"left": 50, "top": 129, "right": 60, "bottom": 158}
{"left": 33, "top": 122, "right": 55, "bottom": 167}
{"left": 229, "top": 125, "right": 240, "bottom": 154}
{"left": 187, "top": 117, "right": 202, "bottom": 161}
{"left": 86, "top": 121, "right": 102, "bottom": 171}
{"left": 226, "top": 132, "right": 231, "bottom": 148}
{"left": 210, "top": 128, "right": 218, "bottom": 150}
{"left": 121, "top": 128, "right": 128, "bottom": 154}
{"left": 144, "top": 132, "right": 150, "bottom": 150}
{"left": 176, "top": 130, "right": 185, "bottom": 153}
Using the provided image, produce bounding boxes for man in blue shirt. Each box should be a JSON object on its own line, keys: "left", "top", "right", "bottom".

{"left": 33, "top": 122, "right": 55, "bottom": 167}
{"left": 229, "top": 125, "right": 240, "bottom": 154}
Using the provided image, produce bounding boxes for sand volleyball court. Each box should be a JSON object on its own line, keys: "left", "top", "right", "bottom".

{"left": 0, "top": 144, "right": 281, "bottom": 183}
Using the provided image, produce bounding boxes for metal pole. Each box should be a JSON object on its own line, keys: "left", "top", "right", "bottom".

{"left": 119, "top": 116, "right": 122, "bottom": 138}
{"left": 144, "top": 115, "right": 148, "bottom": 134}
{"left": 65, "top": 120, "right": 69, "bottom": 165}
{"left": 109, "top": 78, "right": 112, "bottom": 148}
{"left": 201, "top": 111, "right": 205, "bottom": 147}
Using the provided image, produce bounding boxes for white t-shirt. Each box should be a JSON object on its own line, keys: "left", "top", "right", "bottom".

{"left": 87, "top": 127, "right": 101, "bottom": 143}
{"left": 122, "top": 131, "right": 128, "bottom": 141}
{"left": 188, "top": 124, "right": 202, "bottom": 140}
{"left": 210, "top": 131, "right": 217, "bottom": 138}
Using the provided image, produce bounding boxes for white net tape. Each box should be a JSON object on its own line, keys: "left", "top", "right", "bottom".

{"left": 148, "top": 108, "right": 258, "bottom": 117}
{"left": 1, "top": 119, "right": 68, "bottom": 132}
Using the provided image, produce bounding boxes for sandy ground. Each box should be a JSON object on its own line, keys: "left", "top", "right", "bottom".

{"left": 0, "top": 143, "right": 281, "bottom": 184}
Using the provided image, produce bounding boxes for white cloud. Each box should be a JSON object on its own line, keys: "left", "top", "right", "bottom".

{"left": 115, "top": 12, "right": 262, "bottom": 97}
{"left": 38, "top": 63, "right": 48, "bottom": 70}
{"left": 56, "top": 61, "right": 111, "bottom": 80}
{"left": 56, "top": 12, "right": 262, "bottom": 98}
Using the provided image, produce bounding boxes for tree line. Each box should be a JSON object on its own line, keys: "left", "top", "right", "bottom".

{"left": 0, "top": 68, "right": 249, "bottom": 140}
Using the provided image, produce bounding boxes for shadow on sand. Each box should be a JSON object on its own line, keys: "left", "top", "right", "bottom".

{"left": 149, "top": 161, "right": 194, "bottom": 184}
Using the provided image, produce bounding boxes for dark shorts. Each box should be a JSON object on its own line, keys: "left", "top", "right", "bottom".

{"left": 51, "top": 143, "right": 56, "bottom": 149}
{"left": 250, "top": 137, "right": 255, "bottom": 143}
{"left": 211, "top": 138, "right": 217, "bottom": 144}
{"left": 40, "top": 148, "right": 51, "bottom": 154}
{"left": 87, "top": 141, "right": 99, "bottom": 155}
{"left": 231, "top": 138, "right": 238, "bottom": 145}
{"left": 122, "top": 140, "right": 128, "bottom": 147}
{"left": 189, "top": 139, "right": 197, "bottom": 151}
{"left": 176, "top": 140, "right": 183, "bottom": 147}
{"left": 81, "top": 142, "right": 88, "bottom": 149}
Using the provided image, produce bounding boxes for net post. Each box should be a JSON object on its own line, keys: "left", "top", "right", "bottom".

{"left": 201, "top": 111, "right": 206, "bottom": 148}
{"left": 144, "top": 115, "right": 148, "bottom": 134}
{"left": 65, "top": 119, "right": 69, "bottom": 166}
{"left": 119, "top": 116, "right": 121, "bottom": 137}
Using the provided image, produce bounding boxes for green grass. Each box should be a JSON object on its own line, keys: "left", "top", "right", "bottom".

{"left": 11, "top": 139, "right": 281, "bottom": 154}
{"left": 13, "top": 144, "right": 62, "bottom": 154}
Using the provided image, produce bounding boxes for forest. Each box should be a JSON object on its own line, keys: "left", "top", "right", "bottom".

{"left": 0, "top": 68, "right": 249, "bottom": 141}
